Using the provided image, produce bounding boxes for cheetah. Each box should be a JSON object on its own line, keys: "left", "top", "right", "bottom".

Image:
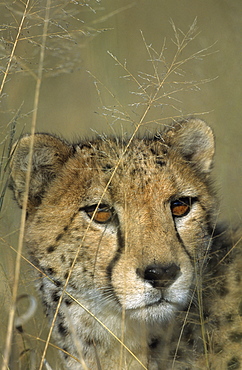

{"left": 9, "top": 118, "right": 242, "bottom": 369}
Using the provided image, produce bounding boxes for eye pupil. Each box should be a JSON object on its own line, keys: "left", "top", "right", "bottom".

{"left": 171, "top": 198, "right": 192, "bottom": 217}
{"left": 172, "top": 204, "right": 189, "bottom": 216}
{"left": 85, "top": 204, "right": 113, "bottom": 224}
{"left": 92, "top": 210, "right": 112, "bottom": 223}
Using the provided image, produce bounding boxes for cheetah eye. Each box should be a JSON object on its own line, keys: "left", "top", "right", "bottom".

{"left": 84, "top": 204, "right": 113, "bottom": 224}
{"left": 170, "top": 197, "right": 193, "bottom": 217}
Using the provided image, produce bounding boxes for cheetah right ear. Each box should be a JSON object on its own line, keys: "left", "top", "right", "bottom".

{"left": 9, "top": 134, "right": 73, "bottom": 211}
{"left": 164, "top": 118, "right": 215, "bottom": 175}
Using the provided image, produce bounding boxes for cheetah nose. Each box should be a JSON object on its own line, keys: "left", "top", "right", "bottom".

{"left": 137, "top": 263, "right": 181, "bottom": 289}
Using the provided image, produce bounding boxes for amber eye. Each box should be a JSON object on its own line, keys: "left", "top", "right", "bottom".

{"left": 85, "top": 204, "right": 113, "bottom": 224}
{"left": 170, "top": 198, "right": 192, "bottom": 217}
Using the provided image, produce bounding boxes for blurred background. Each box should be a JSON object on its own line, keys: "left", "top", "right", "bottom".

{"left": 0, "top": 0, "right": 241, "bottom": 368}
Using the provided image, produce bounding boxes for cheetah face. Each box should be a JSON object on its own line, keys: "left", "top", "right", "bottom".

{"left": 10, "top": 118, "right": 216, "bottom": 323}
{"left": 72, "top": 193, "right": 210, "bottom": 322}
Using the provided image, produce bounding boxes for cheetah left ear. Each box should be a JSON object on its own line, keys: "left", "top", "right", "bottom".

{"left": 164, "top": 118, "right": 215, "bottom": 174}
{"left": 9, "top": 133, "right": 73, "bottom": 211}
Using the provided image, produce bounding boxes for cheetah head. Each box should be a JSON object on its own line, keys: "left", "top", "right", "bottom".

{"left": 10, "top": 118, "right": 216, "bottom": 323}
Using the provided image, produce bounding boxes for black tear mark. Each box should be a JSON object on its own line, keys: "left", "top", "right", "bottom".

{"left": 105, "top": 228, "right": 124, "bottom": 306}
{"left": 106, "top": 228, "right": 124, "bottom": 280}
{"left": 173, "top": 222, "right": 193, "bottom": 264}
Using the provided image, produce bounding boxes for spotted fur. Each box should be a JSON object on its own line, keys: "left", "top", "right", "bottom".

{"left": 10, "top": 118, "right": 242, "bottom": 369}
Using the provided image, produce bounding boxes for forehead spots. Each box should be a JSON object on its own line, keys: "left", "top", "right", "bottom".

{"left": 77, "top": 137, "right": 168, "bottom": 171}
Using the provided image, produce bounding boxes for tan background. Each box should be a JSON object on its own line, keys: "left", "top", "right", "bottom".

{"left": 0, "top": 0, "right": 241, "bottom": 368}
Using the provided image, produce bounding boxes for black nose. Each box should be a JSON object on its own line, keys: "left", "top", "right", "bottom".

{"left": 137, "top": 263, "right": 180, "bottom": 288}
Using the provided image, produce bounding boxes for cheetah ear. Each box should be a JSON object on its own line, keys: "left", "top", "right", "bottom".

{"left": 165, "top": 118, "right": 215, "bottom": 174}
{"left": 9, "top": 134, "right": 73, "bottom": 211}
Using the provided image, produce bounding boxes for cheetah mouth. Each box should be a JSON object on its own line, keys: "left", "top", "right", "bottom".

{"left": 143, "top": 296, "right": 183, "bottom": 312}
{"left": 126, "top": 297, "right": 180, "bottom": 322}
{"left": 145, "top": 297, "right": 170, "bottom": 307}
{"left": 128, "top": 295, "right": 180, "bottom": 311}
{"left": 123, "top": 287, "right": 189, "bottom": 317}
